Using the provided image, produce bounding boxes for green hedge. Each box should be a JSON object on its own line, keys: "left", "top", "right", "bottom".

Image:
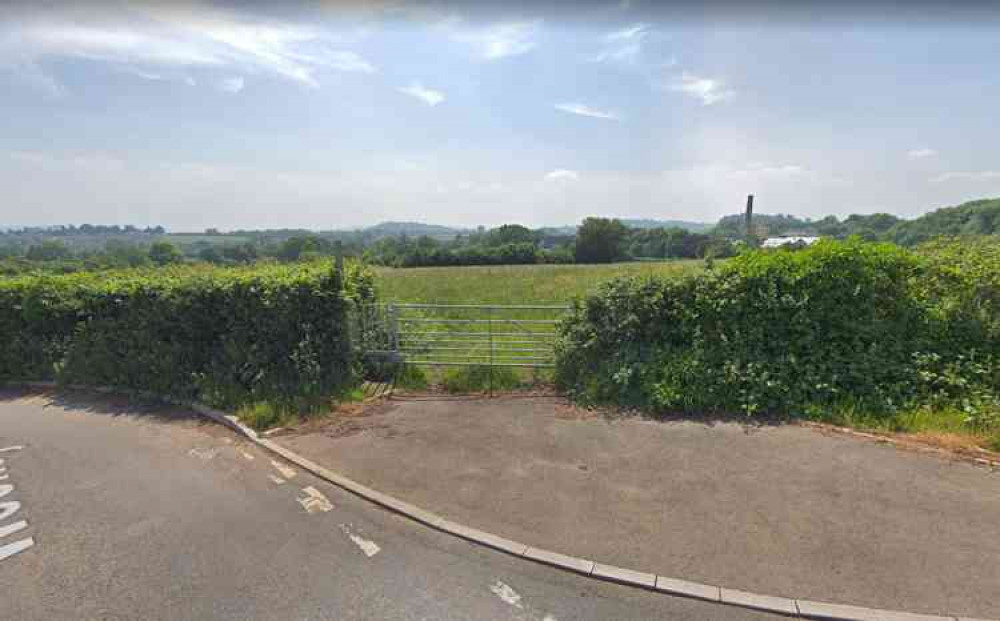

{"left": 0, "top": 260, "right": 375, "bottom": 411}
{"left": 555, "top": 238, "right": 1000, "bottom": 419}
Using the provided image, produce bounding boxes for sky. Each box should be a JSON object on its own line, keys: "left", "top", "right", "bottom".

{"left": 1, "top": 0, "right": 999, "bottom": 231}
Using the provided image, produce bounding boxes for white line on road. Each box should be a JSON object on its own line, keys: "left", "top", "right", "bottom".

{"left": 340, "top": 524, "right": 380, "bottom": 558}
{"left": 271, "top": 460, "right": 297, "bottom": 479}
{"left": 297, "top": 486, "right": 333, "bottom": 514}
{"left": 0, "top": 485, "right": 13, "bottom": 499}
{"left": 0, "top": 501, "right": 22, "bottom": 522}
{"left": 0, "top": 537, "right": 34, "bottom": 562}
{"left": 490, "top": 581, "right": 524, "bottom": 609}
{"left": 268, "top": 474, "right": 286, "bottom": 485}
{"left": 239, "top": 450, "right": 255, "bottom": 461}
{"left": 0, "top": 446, "right": 24, "bottom": 453}
{"left": 188, "top": 447, "right": 217, "bottom": 460}
{"left": 0, "top": 520, "right": 27, "bottom": 539}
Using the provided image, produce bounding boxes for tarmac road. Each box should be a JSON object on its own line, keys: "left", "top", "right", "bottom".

{"left": 0, "top": 389, "right": 782, "bottom": 621}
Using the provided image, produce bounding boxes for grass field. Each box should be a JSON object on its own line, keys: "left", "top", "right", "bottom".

{"left": 374, "top": 260, "right": 706, "bottom": 304}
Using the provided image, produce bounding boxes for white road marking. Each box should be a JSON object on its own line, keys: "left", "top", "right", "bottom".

{"left": 239, "top": 450, "right": 255, "bottom": 461}
{"left": 188, "top": 447, "right": 217, "bottom": 460}
{"left": 339, "top": 524, "right": 380, "bottom": 557}
{"left": 268, "top": 474, "right": 286, "bottom": 485}
{"left": 0, "top": 475, "right": 7, "bottom": 481}
{"left": 542, "top": 615, "right": 559, "bottom": 621}
{"left": 490, "top": 581, "right": 524, "bottom": 609}
{"left": 0, "top": 520, "right": 27, "bottom": 539}
{"left": 271, "top": 460, "right": 297, "bottom": 479}
{"left": 0, "top": 446, "right": 24, "bottom": 453}
{"left": 0, "top": 501, "right": 22, "bottom": 522}
{"left": 0, "top": 537, "right": 34, "bottom": 562}
{"left": 297, "top": 486, "right": 333, "bottom": 514}
{"left": 0, "top": 484, "right": 13, "bottom": 499}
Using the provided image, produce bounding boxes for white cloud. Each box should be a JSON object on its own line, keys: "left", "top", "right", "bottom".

{"left": 450, "top": 20, "right": 540, "bottom": 60}
{"left": 397, "top": 81, "right": 444, "bottom": 106}
{"left": 671, "top": 72, "right": 734, "bottom": 105}
{"left": 1, "top": 5, "right": 377, "bottom": 91}
{"left": 590, "top": 23, "right": 649, "bottom": 64}
{"left": 554, "top": 102, "right": 620, "bottom": 121}
{"left": 545, "top": 169, "right": 579, "bottom": 181}
{"left": 931, "top": 171, "right": 1000, "bottom": 183}
{"left": 219, "top": 76, "right": 244, "bottom": 93}
{"left": 907, "top": 147, "right": 937, "bottom": 159}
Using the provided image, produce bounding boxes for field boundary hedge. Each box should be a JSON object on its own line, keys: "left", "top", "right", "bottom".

{"left": 555, "top": 238, "right": 1000, "bottom": 426}
{"left": 0, "top": 260, "right": 375, "bottom": 412}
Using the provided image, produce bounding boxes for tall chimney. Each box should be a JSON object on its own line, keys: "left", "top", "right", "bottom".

{"left": 745, "top": 194, "right": 754, "bottom": 243}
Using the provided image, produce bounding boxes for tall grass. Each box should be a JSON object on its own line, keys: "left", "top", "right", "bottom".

{"left": 374, "top": 260, "right": 706, "bottom": 304}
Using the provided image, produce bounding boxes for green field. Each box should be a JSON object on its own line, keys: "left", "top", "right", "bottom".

{"left": 373, "top": 260, "right": 706, "bottom": 304}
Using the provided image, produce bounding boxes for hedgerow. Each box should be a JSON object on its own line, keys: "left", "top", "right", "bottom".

{"left": 555, "top": 238, "right": 1000, "bottom": 422}
{"left": 0, "top": 260, "right": 375, "bottom": 413}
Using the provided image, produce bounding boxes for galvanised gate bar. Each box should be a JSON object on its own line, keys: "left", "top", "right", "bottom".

{"left": 355, "top": 303, "right": 570, "bottom": 369}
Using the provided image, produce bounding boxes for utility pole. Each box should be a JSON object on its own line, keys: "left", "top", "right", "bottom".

{"left": 745, "top": 194, "right": 755, "bottom": 246}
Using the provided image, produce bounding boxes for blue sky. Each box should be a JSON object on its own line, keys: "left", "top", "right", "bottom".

{"left": 1, "top": 1, "right": 998, "bottom": 231}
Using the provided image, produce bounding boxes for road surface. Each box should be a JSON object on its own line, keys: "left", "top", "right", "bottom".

{"left": 0, "top": 389, "right": 781, "bottom": 621}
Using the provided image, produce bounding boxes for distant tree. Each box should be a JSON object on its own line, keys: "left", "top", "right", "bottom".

{"left": 575, "top": 217, "right": 627, "bottom": 263}
{"left": 104, "top": 239, "right": 150, "bottom": 267}
{"left": 148, "top": 241, "right": 182, "bottom": 266}
{"left": 486, "top": 224, "right": 537, "bottom": 246}
{"left": 197, "top": 246, "right": 223, "bottom": 264}
{"left": 26, "top": 240, "right": 72, "bottom": 262}
{"left": 222, "top": 243, "right": 259, "bottom": 264}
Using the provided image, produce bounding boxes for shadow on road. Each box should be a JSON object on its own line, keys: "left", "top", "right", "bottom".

{"left": 0, "top": 386, "right": 202, "bottom": 425}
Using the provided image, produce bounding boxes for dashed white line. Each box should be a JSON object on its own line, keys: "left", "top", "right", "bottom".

{"left": 489, "top": 581, "right": 524, "bottom": 609}
{"left": 271, "top": 460, "right": 297, "bottom": 479}
{"left": 0, "top": 446, "right": 24, "bottom": 453}
{"left": 340, "top": 524, "right": 380, "bottom": 558}
{"left": 267, "top": 474, "right": 286, "bottom": 485}
{"left": 239, "top": 450, "right": 255, "bottom": 461}
{"left": 297, "top": 486, "right": 333, "bottom": 514}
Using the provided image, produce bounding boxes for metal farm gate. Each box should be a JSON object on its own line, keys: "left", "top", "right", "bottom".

{"left": 353, "top": 303, "right": 569, "bottom": 393}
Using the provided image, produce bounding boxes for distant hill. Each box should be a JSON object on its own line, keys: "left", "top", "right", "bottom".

{"left": 361, "top": 221, "right": 467, "bottom": 240}
{"left": 887, "top": 198, "right": 1000, "bottom": 245}
{"left": 710, "top": 197, "right": 1000, "bottom": 245}
{"left": 620, "top": 218, "right": 713, "bottom": 232}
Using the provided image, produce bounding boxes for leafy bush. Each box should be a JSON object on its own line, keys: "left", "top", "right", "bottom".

{"left": 556, "top": 239, "right": 1000, "bottom": 420}
{"left": 0, "top": 260, "right": 375, "bottom": 413}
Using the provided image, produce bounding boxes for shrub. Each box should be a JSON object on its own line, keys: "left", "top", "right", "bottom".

{"left": 0, "top": 260, "right": 375, "bottom": 413}
{"left": 555, "top": 238, "right": 999, "bottom": 419}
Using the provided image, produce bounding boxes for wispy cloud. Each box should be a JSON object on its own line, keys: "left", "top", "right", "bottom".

{"left": 450, "top": 20, "right": 540, "bottom": 60}
{"left": 590, "top": 23, "right": 649, "bottom": 64}
{"left": 219, "top": 76, "right": 244, "bottom": 93}
{"left": 1, "top": 5, "right": 376, "bottom": 92}
{"left": 907, "top": 147, "right": 937, "bottom": 159}
{"left": 397, "top": 81, "right": 444, "bottom": 106}
{"left": 931, "top": 171, "right": 1000, "bottom": 183}
{"left": 554, "top": 102, "right": 620, "bottom": 121}
{"left": 671, "top": 72, "right": 734, "bottom": 105}
{"left": 545, "top": 169, "right": 579, "bottom": 181}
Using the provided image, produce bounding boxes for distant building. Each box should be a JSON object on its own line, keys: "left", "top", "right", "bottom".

{"left": 761, "top": 236, "right": 820, "bottom": 249}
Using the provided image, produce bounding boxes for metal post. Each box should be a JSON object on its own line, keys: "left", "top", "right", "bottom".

{"left": 745, "top": 194, "right": 755, "bottom": 246}
{"left": 487, "top": 307, "right": 494, "bottom": 397}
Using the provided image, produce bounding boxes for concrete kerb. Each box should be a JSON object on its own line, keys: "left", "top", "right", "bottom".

{"left": 3, "top": 382, "right": 990, "bottom": 621}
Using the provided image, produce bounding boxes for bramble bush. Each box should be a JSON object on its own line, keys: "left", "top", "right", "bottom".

{"left": 0, "top": 260, "right": 375, "bottom": 414}
{"left": 555, "top": 238, "right": 1000, "bottom": 423}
